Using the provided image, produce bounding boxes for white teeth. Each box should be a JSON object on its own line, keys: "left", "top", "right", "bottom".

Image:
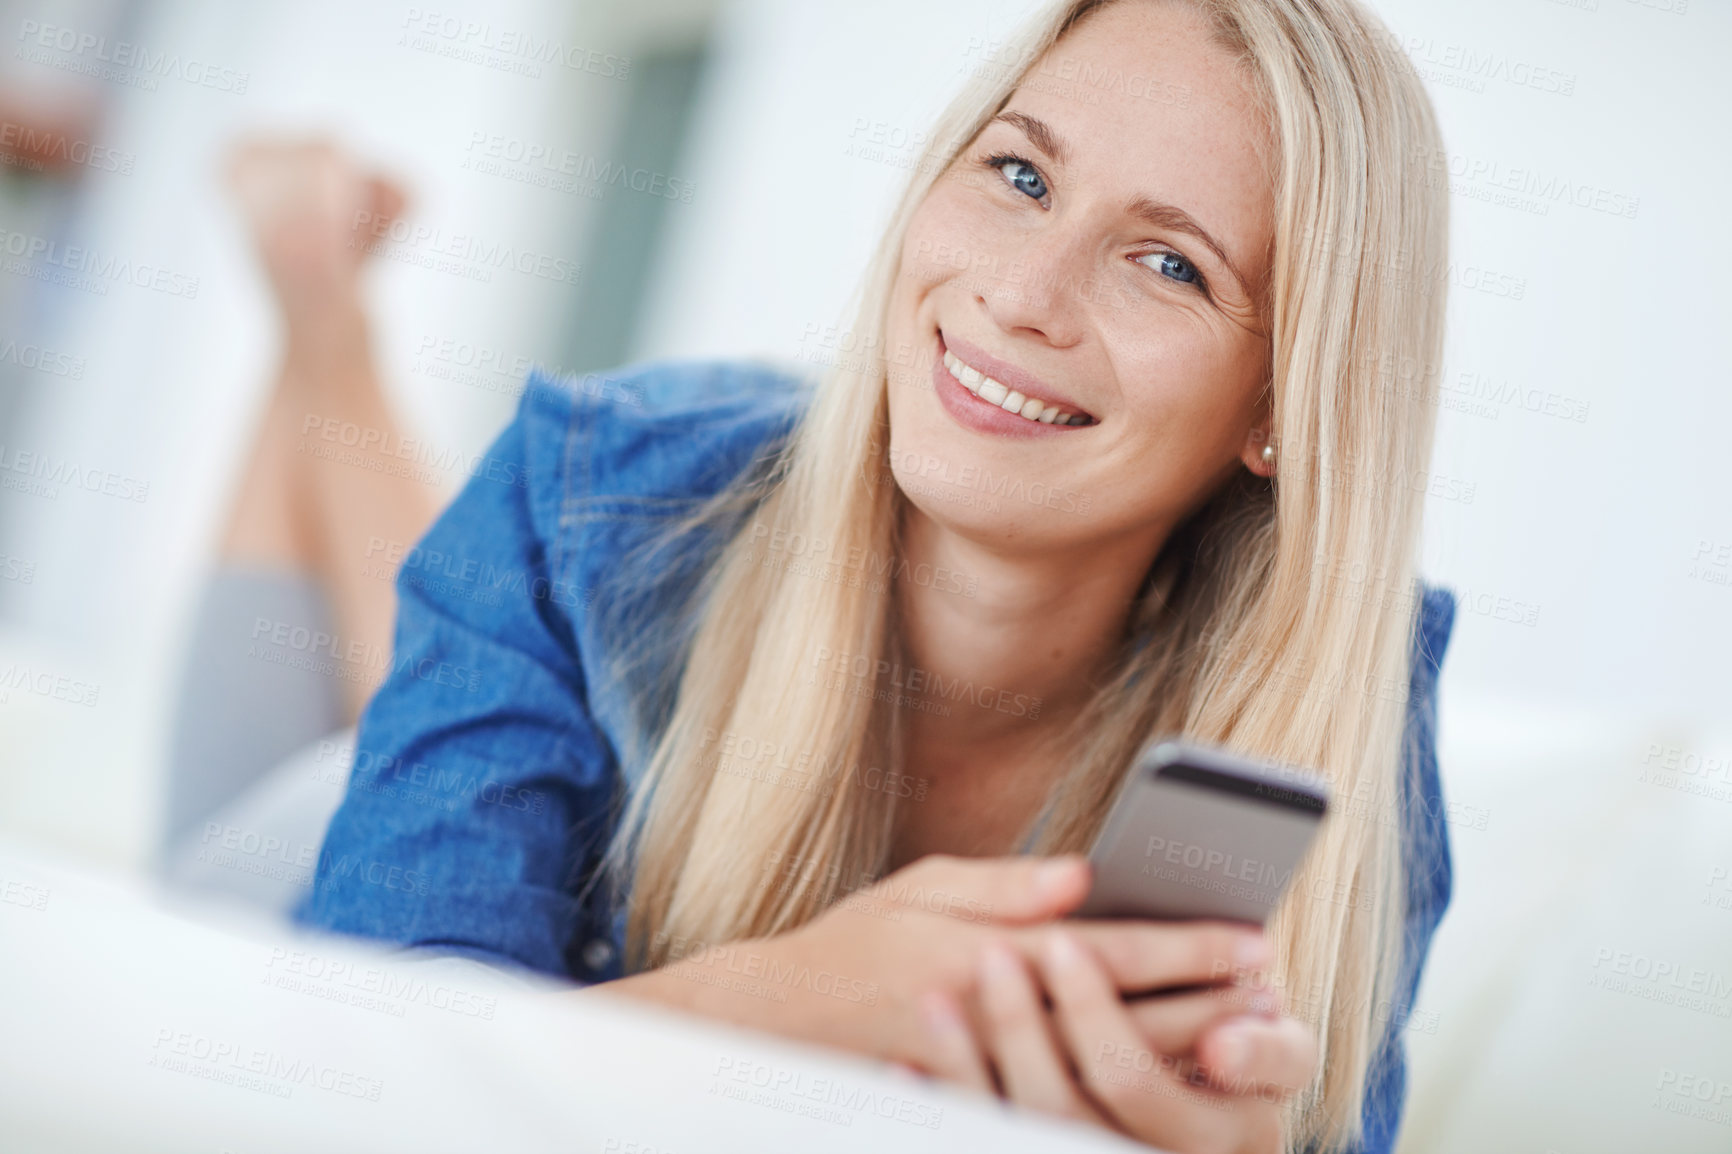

{"left": 943, "top": 348, "right": 1089, "bottom": 427}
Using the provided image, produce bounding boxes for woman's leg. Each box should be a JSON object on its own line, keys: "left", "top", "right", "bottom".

{"left": 161, "top": 140, "right": 439, "bottom": 859}
{"left": 223, "top": 139, "right": 441, "bottom": 720}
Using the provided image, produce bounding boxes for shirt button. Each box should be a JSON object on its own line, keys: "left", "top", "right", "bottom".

{"left": 581, "top": 938, "right": 616, "bottom": 972}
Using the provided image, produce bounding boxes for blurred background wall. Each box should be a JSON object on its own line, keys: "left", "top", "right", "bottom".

{"left": 0, "top": 0, "right": 720, "bottom": 864}
{"left": 0, "top": 0, "right": 1726, "bottom": 1150}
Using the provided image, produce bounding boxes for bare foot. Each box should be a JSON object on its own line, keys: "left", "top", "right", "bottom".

{"left": 225, "top": 138, "right": 408, "bottom": 333}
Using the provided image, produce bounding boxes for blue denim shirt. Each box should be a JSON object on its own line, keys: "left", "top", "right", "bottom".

{"left": 294, "top": 357, "right": 1457, "bottom": 1154}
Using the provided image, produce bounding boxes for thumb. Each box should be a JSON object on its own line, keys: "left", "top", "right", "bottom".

{"left": 871, "top": 853, "right": 1091, "bottom": 925}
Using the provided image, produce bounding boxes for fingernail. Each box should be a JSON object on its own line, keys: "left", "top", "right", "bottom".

{"left": 920, "top": 991, "right": 965, "bottom": 1035}
{"left": 1211, "top": 1027, "right": 1248, "bottom": 1077}
{"left": 1046, "top": 931, "right": 1086, "bottom": 970}
{"left": 980, "top": 942, "right": 1021, "bottom": 984}
{"left": 1236, "top": 934, "right": 1270, "bottom": 968}
{"left": 1036, "top": 857, "right": 1079, "bottom": 898}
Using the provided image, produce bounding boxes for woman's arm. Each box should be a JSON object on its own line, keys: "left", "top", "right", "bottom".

{"left": 291, "top": 376, "right": 619, "bottom": 979}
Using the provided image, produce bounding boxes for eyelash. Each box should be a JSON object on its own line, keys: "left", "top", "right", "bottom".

{"left": 976, "top": 148, "right": 1211, "bottom": 297}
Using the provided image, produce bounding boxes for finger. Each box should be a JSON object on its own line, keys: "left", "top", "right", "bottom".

{"left": 975, "top": 940, "right": 1106, "bottom": 1122}
{"left": 1038, "top": 929, "right": 1239, "bottom": 1151}
{"left": 869, "top": 854, "right": 1090, "bottom": 924}
{"left": 1056, "top": 920, "right": 1270, "bottom": 995}
{"left": 1124, "top": 985, "right": 1280, "bottom": 1056}
{"left": 1195, "top": 1014, "right": 1319, "bottom": 1099}
{"left": 914, "top": 990, "right": 996, "bottom": 1098}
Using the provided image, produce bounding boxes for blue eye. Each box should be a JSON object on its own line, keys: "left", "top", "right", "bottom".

{"left": 1140, "top": 250, "right": 1202, "bottom": 287}
{"left": 985, "top": 152, "right": 1048, "bottom": 203}
{"left": 977, "top": 147, "right": 1209, "bottom": 296}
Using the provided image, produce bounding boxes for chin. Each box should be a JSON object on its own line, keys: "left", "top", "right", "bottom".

{"left": 884, "top": 420, "right": 1098, "bottom": 551}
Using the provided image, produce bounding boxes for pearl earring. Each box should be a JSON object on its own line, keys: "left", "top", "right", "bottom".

{"left": 1261, "top": 444, "right": 1276, "bottom": 468}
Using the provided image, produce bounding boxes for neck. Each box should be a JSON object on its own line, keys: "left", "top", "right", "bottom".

{"left": 892, "top": 505, "right": 1167, "bottom": 753}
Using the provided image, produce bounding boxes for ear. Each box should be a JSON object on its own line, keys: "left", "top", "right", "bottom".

{"left": 1240, "top": 416, "right": 1276, "bottom": 478}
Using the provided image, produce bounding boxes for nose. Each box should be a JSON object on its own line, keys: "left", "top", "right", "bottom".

{"left": 973, "top": 221, "right": 1090, "bottom": 350}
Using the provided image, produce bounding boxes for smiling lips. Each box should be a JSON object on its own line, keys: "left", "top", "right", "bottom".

{"left": 939, "top": 344, "right": 1096, "bottom": 427}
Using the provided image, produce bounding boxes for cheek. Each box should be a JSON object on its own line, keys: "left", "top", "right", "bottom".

{"left": 899, "top": 232, "right": 959, "bottom": 294}
{"left": 898, "top": 185, "right": 1003, "bottom": 295}
{"left": 1113, "top": 326, "right": 1267, "bottom": 428}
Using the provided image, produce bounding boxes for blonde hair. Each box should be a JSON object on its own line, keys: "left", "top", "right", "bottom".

{"left": 599, "top": 1, "right": 1449, "bottom": 1149}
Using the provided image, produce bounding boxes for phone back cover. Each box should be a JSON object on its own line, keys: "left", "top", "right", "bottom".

{"left": 1078, "top": 776, "right": 1323, "bottom": 922}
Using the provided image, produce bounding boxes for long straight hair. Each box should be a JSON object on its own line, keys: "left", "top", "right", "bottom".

{"left": 599, "top": 2, "right": 1449, "bottom": 1149}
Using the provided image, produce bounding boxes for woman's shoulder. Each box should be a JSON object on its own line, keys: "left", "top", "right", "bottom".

{"left": 514, "top": 354, "right": 815, "bottom": 507}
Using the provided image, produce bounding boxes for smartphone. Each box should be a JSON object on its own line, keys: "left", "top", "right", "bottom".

{"left": 1075, "top": 739, "right": 1330, "bottom": 924}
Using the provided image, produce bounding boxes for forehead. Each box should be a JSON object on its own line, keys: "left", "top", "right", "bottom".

{"left": 998, "top": 2, "right": 1275, "bottom": 278}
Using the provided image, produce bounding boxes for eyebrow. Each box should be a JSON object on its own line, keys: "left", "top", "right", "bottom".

{"left": 988, "top": 110, "right": 1254, "bottom": 296}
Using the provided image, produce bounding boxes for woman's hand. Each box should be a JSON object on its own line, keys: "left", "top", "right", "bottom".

{"left": 594, "top": 854, "right": 1271, "bottom": 1073}
{"left": 917, "top": 929, "right": 1318, "bottom": 1154}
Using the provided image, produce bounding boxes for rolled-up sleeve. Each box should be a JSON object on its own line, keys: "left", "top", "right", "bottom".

{"left": 292, "top": 377, "right": 620, "bottom": 980}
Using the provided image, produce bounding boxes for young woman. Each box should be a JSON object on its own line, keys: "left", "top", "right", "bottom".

{"left": 296, "top": 2, "right": 1459, "bottom": 1151}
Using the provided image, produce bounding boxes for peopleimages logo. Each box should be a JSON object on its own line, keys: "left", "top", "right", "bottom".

{"left": 249, "top": 616, "right": 482, "bottom": 693}
{"left": 299, "top": 413, "right": 531, "bottom": 488}
{"left": 745, "top": 521, "right": 979, "bottom": 599}
{"left": 698, "top": 728, "right": 930, "bottom": 802}
{"left": 885, "top": 447, "right": 1093, "bottom": 514}
{"left": 657, "top": 936, "right": 881, "bottom": 1009}
{"left": 810, "top": 646, "right": 1042, "bottom": 720}
{"left": 0, "top": 120, "right": 134, "bottom": 174}
{"left": 315, "top": 739, "right": 550, "bottom": 817}
{"left": 398, "top": 9, "right": 631, "bottom": 80}
{"left": 1410, "top": 145, "right": 1640, "bottom": 220}
{"left": 262, "top": 947, "right": 499, "bottom": 1020}
{"left": 1143, "top": 835, "right": 1293, "bottom": 888}
{"left": 0, "top": 660, "right": 102, "bottom": 707}
{"left": 0, "top": 336, "right": 85, "bottom": 379}
{"left": 349, "top": 210, "right": 581, "bottom": 286}
{"left": 710, "top": 1056, "right": 944, "bottom": 1131}
{"left": 362, "top": 535, "right": 590, "bottom": 610}
{"left": 15, "top": 20, "right": 251, "bottom": 93}
{"left": 1585, "top": 944, "right": 1732, "bottom": 1021}
{"left": 462, "top": 132, "right": 695, "bottom": 203}
{"left": 0, "top": 226, "right": 199, "bottom": 298}
{"left": 148, "top": 1030, "right": 383, "bottom": 1101}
